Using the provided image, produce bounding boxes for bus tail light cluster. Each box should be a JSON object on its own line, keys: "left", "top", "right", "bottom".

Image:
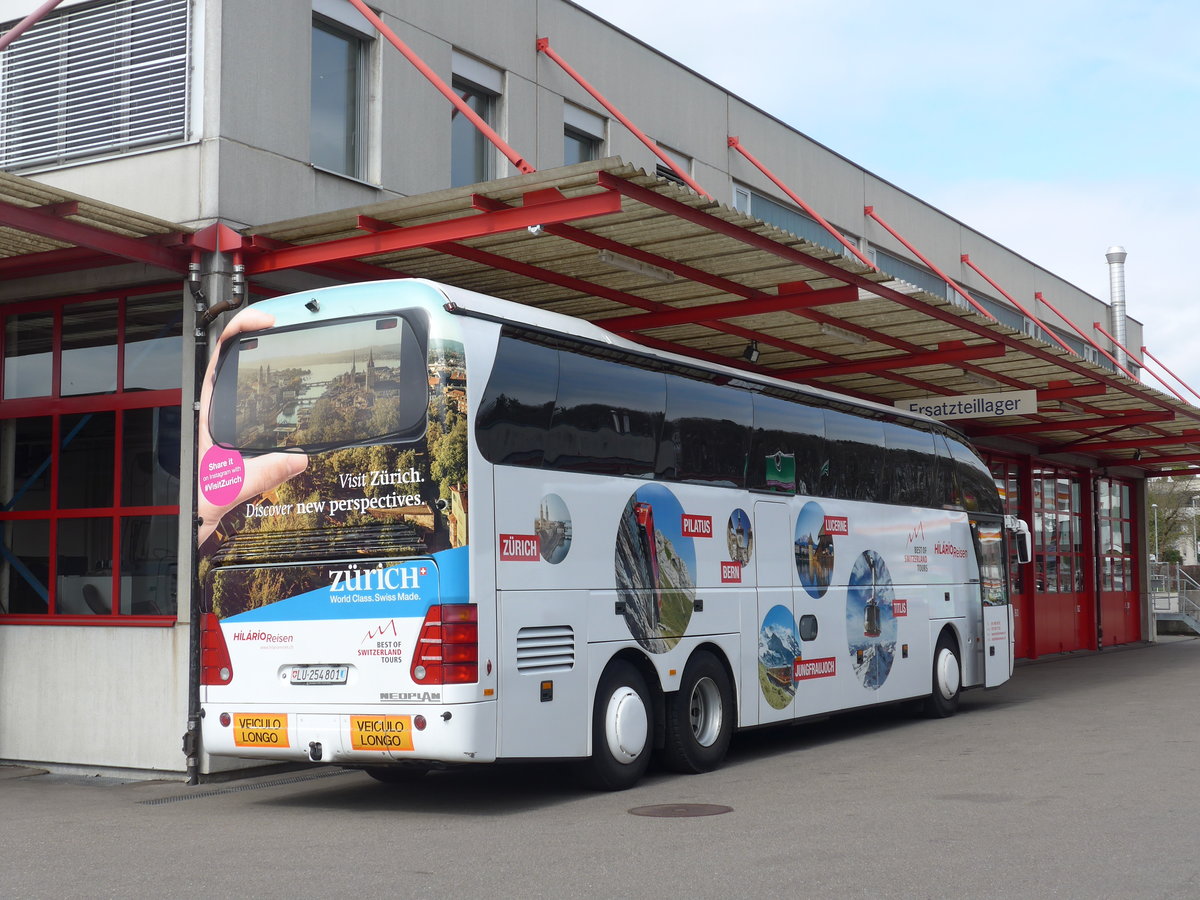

{"left": 411, "top": 604, "right": 478, "bottom": 684}
{"left": 200, "top": 613, "right": 234, "bottom": 685}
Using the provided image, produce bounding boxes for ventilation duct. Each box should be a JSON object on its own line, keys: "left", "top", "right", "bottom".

{"left": 1105, "top": 246, "right": 1128, "bottom": 369}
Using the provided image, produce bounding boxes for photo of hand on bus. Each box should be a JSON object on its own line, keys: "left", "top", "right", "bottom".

{"left": 197, "top": 307, "right": 308, "bottom": 545}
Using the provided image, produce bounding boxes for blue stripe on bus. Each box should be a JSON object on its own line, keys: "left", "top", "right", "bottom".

{"left": 225, "top": 546, "right": 470, "bottom": 623}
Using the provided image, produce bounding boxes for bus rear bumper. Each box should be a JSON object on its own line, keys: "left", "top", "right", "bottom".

{"left": 200, "top": 702, "right": 497, "bottom": 765}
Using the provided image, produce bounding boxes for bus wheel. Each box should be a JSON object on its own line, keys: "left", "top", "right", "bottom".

{"left": 580, "top": 660, "right": 652, "bottom": 791}
{"left": 662, "top": 650, "right": 734, "bottom": 774}
{"left": 364, "top": 763, "right": 430, "bottom": 784}
{"left": 923, "top": 631, "right": 962, "bottom": 718}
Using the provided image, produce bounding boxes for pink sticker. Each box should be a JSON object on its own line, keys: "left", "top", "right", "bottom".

{"left": 200, "top": 446, "right": 245, "bottom": 507}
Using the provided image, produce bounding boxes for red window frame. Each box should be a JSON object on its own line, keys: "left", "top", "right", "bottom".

{"left": 0, "top": 284, "right": 182, "bottom": 626}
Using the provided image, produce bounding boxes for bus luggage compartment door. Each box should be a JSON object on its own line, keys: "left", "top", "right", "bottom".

{"left": 497, "top": 589, "right": 589, "bottom": 759}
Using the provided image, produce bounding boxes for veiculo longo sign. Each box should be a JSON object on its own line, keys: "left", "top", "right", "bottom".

{"left": 895, "top": 389, "right": 1037, "bottom": 421}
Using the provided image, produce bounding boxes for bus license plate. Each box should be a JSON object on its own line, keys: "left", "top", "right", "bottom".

{"left": 290, "top": 665, "right": 348, "bottom": 685}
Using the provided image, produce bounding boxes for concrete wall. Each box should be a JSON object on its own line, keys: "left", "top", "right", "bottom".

{"left": 3, "top": 0, "right": 1132, "bottom": 344}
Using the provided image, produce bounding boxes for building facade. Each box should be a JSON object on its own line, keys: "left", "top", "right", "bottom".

{"left": 0, "top": 0, "right": 1162, "bottom": 775}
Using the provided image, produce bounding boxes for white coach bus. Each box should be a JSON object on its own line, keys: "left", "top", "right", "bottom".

{"left": 197, "top": 278, "right": 1029, "bottom": 789}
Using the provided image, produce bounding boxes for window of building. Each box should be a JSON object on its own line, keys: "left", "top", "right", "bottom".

{"left": 734, "top": 187, "right": 857, "bottom": 258}
{"left": 450, "top": 53, "right": 502, "bottom": 187}
{"left": 1097, "top": 477, "right": 1134, "bottom": 590}
{"left": 0, "top": 0, "right": 191, "bottom": 170}
{"left": 0, "top": 289, "right": 183, "bottom": 623}
{"left": 311, "top": 16, "right": 368, "bottom": 178}
{"left": 564, "top": 104, "right": 605, "bottom": 165}
{"left": 1031, "top": 465, "right": 1085, "bottom": 594}
{"left": 654, "top": 143, "right": 692, "bottom": 186}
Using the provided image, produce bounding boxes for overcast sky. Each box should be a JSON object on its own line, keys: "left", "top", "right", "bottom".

{"left": 572, "top": 0, "right": 1200, "bottom": 396}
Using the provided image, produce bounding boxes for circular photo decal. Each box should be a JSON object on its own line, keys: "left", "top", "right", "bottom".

{"left": 845, "top": 550, "right": 898, "bottom": 690}
{"left": 758, "top": 604, "right": 800, "bottom": 710}
{"left": 795, "top": 501, "right": 835, "bottom": 598}
{"left": 614, "top": 483, "right": 696, "bottom": 654}
{"left": 535, "top": 493, "right": 572, "bottom": 564}
{"left": 726, "top": 508, "right": 753, "bottom": 566}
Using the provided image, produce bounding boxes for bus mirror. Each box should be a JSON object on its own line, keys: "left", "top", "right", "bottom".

{"left": 1005, "top": 516, "right": 1032, "bottom": 565}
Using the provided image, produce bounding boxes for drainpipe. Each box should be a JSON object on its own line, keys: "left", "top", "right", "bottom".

{"left": 1105, "top": 246, "right": 1128, "bottom": 369}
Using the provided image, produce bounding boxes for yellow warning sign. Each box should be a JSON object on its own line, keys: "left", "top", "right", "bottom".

{"left": 350, "top": 715, "right": 414, "bottom": 751}
{"left": 233, "top": 713, "right": 289, "bottom": 748}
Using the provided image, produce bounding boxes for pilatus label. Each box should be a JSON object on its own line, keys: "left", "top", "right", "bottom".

{"left": 681, "top": 515, "right": 713, "bottom": 537}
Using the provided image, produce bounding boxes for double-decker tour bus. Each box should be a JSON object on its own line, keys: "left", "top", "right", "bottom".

{"left": 197, "top": 278, "right": 1030, "bottom": 789}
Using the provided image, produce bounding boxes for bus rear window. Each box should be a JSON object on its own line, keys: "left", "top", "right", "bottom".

{"left": 210, "top": 313, "right": 429, "bottom": 453}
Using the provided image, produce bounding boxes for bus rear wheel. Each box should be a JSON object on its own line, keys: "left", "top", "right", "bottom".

{"left": 662, "top": 650, "right": 734, "bottom": 774}
{"left": 923, "top": 631, "right": 962, "bottom": 718}
{"left": 579, "top": 659, "right": 652, "bottom": 791}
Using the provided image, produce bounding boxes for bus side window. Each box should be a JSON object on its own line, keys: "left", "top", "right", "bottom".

{"left": 946, "top": 435, "right": 1003, "bottom": 515}
{"left": 657, "top": 374, "right": 750, "bottom": 488}
{"left": 748, "top": 393, "right": 825, "bottom": 495}
{"left": 544, "top": 351, "right": 664, "bottom": 477}
{"left": 475, "top": 337, "right": 558, "bottom": 467}
{"left": 883, "top": 422, "right": 937, "bottom": 507}
{"left": 934, "top": 433, "right": 964, "bottom": 508}
{"left": 823, "top": 409, "right": 885, "bottom": 502}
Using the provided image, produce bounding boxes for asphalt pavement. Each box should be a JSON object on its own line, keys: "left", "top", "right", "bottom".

{"left": 3, "top": 636, "right": 1199, "bottom": 899}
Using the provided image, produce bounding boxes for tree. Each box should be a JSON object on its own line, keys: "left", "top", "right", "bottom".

{"left": 1147, "top": 475, "right": 1200, "bottom": 561}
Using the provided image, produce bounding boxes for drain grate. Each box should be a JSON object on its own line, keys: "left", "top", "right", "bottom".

{"left": 628, "top": 803, "right": 733, "bottom": 818}
{"left": 138, "top": 768, "right": 353, "bottom": 805}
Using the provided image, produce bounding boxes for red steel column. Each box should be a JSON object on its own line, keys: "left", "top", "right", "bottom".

{"left": 864, "top": 206, "right": 994, "bottom": 320}
{"left": 728, "top": 137, "right": 875, "bottom": 269}
{"left": 0, "top": 0, "right": 66, "bottom": 53}
{"left": 536, "top": 37, "right": 711, "bottom": 199}
{"left": 347, "top": 0, "right": 534, "bottom": 175}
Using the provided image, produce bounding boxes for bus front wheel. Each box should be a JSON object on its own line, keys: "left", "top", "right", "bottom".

{"left": 580, "top": 659, "right": 652, "bottom": 791}
{"left": 923, "top": 631, "right": 962, "bottom": 718}
{"left": 661, "top": 650, "right": 734, "bottom": 773}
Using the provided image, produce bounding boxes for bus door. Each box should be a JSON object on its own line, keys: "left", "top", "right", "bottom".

{"left": 971, "top": 515, "right": 1014, "bottom": 687}
{"left": 754, "top": 501, "right": 797, "bottom": 724}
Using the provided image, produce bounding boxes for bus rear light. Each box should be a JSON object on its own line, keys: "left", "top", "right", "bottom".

{"left": 414, "top": 715, "right": 427, "bottom": 731}
{"left": 411, "top": 604, "right": 478, "bottom": 685}
{"left": 200, "top": 613, "right": 234, "bottom": 686}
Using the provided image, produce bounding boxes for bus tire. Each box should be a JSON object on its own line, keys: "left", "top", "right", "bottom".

{"left": 364, "top": 763, "right": 430, "bottom": 784}
{"left": 662, "top": 650, "right": 734, "bottom": 774}
{"left": 923, "top": 631, "right": 962, "bottom": 718}
{"left": 580, "top": 659, "right": 652, "bottom": 791}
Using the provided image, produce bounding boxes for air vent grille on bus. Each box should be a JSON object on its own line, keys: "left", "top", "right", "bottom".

{"left": 515, "top": 625, "right": 575, "bottom": 673}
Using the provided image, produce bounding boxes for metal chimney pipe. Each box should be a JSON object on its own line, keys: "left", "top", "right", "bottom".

{"left": 1105, "top": 246, "right": 1128, "bottom": 369}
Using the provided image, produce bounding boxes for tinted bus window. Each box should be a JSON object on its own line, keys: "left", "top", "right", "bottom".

{"left": 658, "top": 375, "right": 750, "bottom": 487}
{"left": 476, "top": 337, "right": 558, "bottom": 467}
{"left": 946, "top": 434, "right": 1003, "bottom": 514}
{"left": 883, "top": 421, "right": 938, "bottom": 507}
{"left": 934, "top": 433, "right": 964, "bottom": 508}
{"left": 823, "top": 409, "right": 885, "bottom": 501}
{"left": 545, "top": 351, "right": 664, "bottom": 476}
{"left": 210, "top": 313, "right": 428, "bottom": 453}
{"left": 749, "top": 393, "right": 826, "bottom": 495}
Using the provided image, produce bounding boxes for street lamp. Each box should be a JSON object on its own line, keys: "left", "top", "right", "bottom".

{"left": 1152, "top": 503, "right": 1159, "bottom": 561}
{"left": 1192, "top": 496, "right": 1199, "bottom": 564}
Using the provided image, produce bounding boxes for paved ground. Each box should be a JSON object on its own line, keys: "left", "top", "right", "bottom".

{"left": 3, "top": 637, "right": 1200, "bottom": 899}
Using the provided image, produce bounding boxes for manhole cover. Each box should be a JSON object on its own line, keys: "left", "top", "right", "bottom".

{"left": 628, "top": 803, "right": 733, "bottom": 818}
